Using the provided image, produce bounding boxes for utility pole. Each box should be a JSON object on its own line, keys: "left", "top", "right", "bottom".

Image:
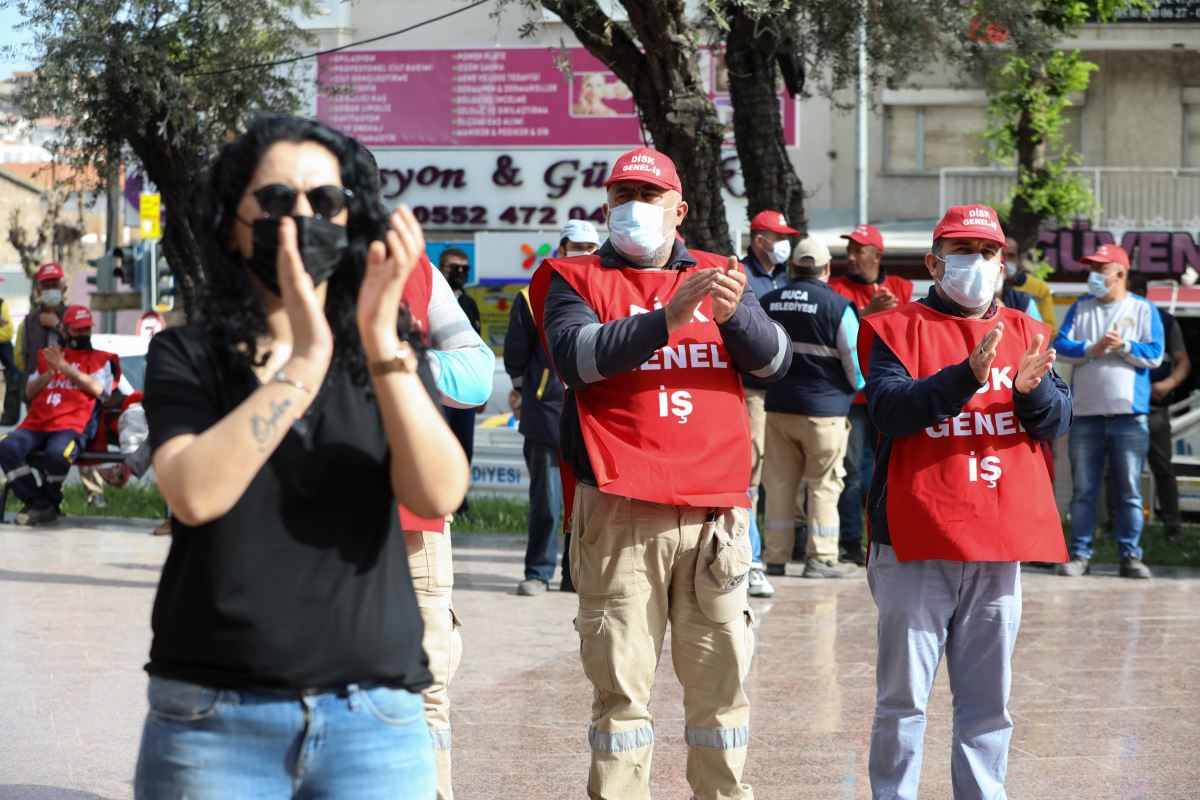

{"left": 854, "top": 7, "right": 869, "bottom": 226}
{"left": 102, "top": 150, "right": 120, "bottom": 333}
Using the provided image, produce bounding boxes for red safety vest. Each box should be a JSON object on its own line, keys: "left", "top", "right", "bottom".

{"left": 860, "top": 302, "right": 1067, "bottom": 562}
{"left": 21, "top": 348, "right": 114, "bottom": 434}
{"left": 530, "top": 252, "right": 752, "bottom": 508}
{"left": 397, "top": 256, "right": 447, "bottom": 534}
{"left": 830, "top": 274, "right": 913, "bottom": 405}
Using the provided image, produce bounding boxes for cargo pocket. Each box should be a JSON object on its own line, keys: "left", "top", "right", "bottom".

{"left": 694, "top": 508, "right": 752, "bottom": 624}
{"left": 573, "top": 607, "right": 616, "bottom": 693}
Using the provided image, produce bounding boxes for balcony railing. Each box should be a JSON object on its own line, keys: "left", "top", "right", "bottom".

{"left": 938, "top": 167, "right": 1200, "bottom": 232}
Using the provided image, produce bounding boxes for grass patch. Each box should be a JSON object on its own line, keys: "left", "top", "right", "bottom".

{"left": 1084, "top": 520, "right": 1200, "bottom": 568}
{"left": 452, "top": 495, "right": 530, "bottom": 534}
{"left": 4, "top": 482, "right": 167, "bottom": 520}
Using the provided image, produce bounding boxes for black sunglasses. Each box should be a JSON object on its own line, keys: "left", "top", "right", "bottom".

{"left": 251, "top": 183, "right": 354, "bottom": 220}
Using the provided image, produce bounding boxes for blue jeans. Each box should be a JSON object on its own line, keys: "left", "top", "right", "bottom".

{"left": 747, "top": 487, "right": 763, "bottom": 564}
{"left": 838, "top": 404, "right": 875, "bottom": 551}
{"left": 134, "top": 676, "right": 436, "bottom": 799}
{"left": 1069, "top": 414, "right": 1149, "bottom": 560}
{"left": 523, "top": 438, "right": 563, "bottom": 582}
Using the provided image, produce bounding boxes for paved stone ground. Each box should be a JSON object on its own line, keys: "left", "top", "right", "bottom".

{"left": 1, "top": 521, "right": 1198, "bottom": 799}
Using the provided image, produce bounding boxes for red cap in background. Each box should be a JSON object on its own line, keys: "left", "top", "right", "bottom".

{"left": 1081, "top": 243, "right": 1131, "bottom": 270}
{"left": 749, "top": 210, "right": 799, "bottom": 236}
{"left": 36, "top": 262, "right": 65, "bottom": 282}
{"left": 604, "top": 147, "right": 682, "bottom": 193}
{"left": 62, "top": 305, "right": 93, "bottom": 330}
{"left": 841, "top": 223, "right": 884, "bottom": 252}
{"left": 932, "top": 205, "right": 1006, "bottom": 246}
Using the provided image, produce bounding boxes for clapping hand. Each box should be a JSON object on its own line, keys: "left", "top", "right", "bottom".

{"left": 970, "top": 323, "right": 1004, "bottom": 384}
{"left": 1015, "top": 334, "right": 1057, "bottom": 394}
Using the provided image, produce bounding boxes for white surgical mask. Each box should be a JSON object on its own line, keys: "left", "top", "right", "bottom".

{"left": 1087, "top": 270, "right": 1111, "bottom": 299}
{"left": 40, "top": 289, "right": 63, "bottom": 307}
{"left": 769, "top": 239, "right": 792, "bottom": 265}
{"left": 937, "top": 253, "right": 1001, "bottom": 310}
{"left": 1004, "top": 261, "right": 1018, "bottom": 280}
{"left": 608, "top": 201, "right": 669, "bottom": 262}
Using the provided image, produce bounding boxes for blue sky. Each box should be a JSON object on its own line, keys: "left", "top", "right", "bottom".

{"left": 0, "top": 4, "right": 34, "bottom": 75}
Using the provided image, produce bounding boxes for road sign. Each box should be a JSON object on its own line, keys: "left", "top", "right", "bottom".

{"left": 137, "top": 310, "right": 166, "bottom": 338}
{"left": 140, "top": 193, "right": 161, "bottom": 239}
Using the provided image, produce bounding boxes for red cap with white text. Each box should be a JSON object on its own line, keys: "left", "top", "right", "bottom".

{"left": 841, "top": 223, "right": 885, "bottom": 252}
{"left": 36, "top": 262, "right": 65, "bottom": 283}
{"left": 62, "top": 305, "right": 93, "bottom": 330}
{"left": 749, "top": 210, "right": 799, "bottom": 236}
{"left": 1081, "top": 243, "right": 1131, "bottom": 270}
{"left": 604, "top": 147, "right": 682, "bottom": 193}
{"left": 932, "top": 205, "right": 1006, "bottom": 247}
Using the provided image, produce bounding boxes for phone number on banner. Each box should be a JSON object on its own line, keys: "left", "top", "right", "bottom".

{"left": 408, "top": 205, "right": 608, "bottom": 227}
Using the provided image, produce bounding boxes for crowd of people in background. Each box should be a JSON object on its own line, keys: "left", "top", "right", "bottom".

{"left": 1, "top": 114, "right": 1191, "bottom": 799}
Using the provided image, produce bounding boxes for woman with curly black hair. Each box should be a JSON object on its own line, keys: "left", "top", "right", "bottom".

{"left": 133, "top": 115, "right": 468, "bottom": 799}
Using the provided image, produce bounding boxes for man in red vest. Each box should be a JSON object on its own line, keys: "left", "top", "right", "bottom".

{"left": 531, "top": 147, "right": 791, "bottom": 800}
{"left": 829, "top": 224, "right": 913, "bottom": 566}
{"left": 0, "top": 305, "right": 114, "bottom": 525}
{"left": 858, "top": 205, "right": 1071, "bottom": 799}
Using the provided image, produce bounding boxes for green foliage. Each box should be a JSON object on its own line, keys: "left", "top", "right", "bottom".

{"left": 2, "top": 0, "right": 319, "bottom": 301}
{"left": 960, "top": 1, "right": 1152, "bottom": 231}
{"left": 4, "top": 0, "right": 317, "bottom": 175}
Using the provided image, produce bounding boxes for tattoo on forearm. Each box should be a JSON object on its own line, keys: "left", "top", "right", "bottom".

{"left": 250, "top": 398, "right": 293, "bottom": 450}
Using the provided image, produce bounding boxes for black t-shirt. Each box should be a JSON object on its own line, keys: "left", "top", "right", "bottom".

{"left": 142, "top": 325, "right": 431, "bottom": 692}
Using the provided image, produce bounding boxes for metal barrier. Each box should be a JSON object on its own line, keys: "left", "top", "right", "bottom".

{"left": 939, "top": 167, "right": 1200, "bottom": 230}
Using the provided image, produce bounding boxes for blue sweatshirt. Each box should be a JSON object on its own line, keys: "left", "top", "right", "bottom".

{"left": 864, "top": 288, "right": 1073, "bottom": 548}
{"left": 543, "top": 239, "right": 792, "bottom": 484}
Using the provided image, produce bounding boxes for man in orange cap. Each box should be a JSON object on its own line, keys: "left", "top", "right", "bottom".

{"left": 860, "top": 205, "right": 1070, "bottom": 798}
{"left": 0, "top": 305, "right": 115, "bottom": 525}
{"left": 829, "top": 224, "right": 913, "bottom": 566}
{"left": 531, "top": 146, "right": 791, "bottom": 800}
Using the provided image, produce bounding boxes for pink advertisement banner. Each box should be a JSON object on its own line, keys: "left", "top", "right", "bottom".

{"left": 316, "top": 47, "right": 796, "bottom": 148}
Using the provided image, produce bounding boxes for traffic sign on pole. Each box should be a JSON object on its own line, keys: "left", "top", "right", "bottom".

{"left": 139, "top": 193, "right": 161, "bottom": 239}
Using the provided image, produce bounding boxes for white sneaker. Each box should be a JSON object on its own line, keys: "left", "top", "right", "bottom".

{"left": 748, "top": 567, "right": 775, "bottom": 598}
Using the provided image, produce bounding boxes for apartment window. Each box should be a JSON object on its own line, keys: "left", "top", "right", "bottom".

{"left": 884, "top": 103, "right": 1085, "bottom": 172}
{"left": 1186, "top": 103, "right": 1200, "bottom": 167}
{"left": 883, "top": 105, "right": 988, "bottom": 172}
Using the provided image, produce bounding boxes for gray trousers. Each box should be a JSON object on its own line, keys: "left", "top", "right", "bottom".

{"left": 867, "top": 543, "right": 1021, "bottom": 800}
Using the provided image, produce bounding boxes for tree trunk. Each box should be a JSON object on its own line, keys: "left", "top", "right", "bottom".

{"left": 1007, "top": 67, "right": 1049, "bottom": 268}
{"left": 128, "top": 133, "right": 203, "bottom": 315}
{"left": 541, "top": 0, "right": 733, "bottom": 254}
{"left": 725, "top": 7, "right": 807, "bottom": 238}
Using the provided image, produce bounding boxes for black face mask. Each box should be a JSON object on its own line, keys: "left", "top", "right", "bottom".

{"left": 246, "top": 216, "right": 349, "bottom": 295}
{"left": 64, "top": 335, "right": 92, "bottom": 350}
{"left": 445, "top": 267, "right": 468, "bottom": 291}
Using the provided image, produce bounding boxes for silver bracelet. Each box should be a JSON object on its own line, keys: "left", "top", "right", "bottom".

{"left": 272, "top": 368, "right": 313, "bottom": 395}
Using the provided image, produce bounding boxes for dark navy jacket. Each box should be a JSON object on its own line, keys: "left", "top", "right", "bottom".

{"left": 543, "top": 239, "right": 792, "bottom": 484}
{"left": 864, "top": 287, "right": 1073, "bottom": 547}
{"left": 761, "top": 278, "right": 863, "bottom": 418}
{"left": 503, "top": 291, "right": 562, "bottom": 447}
{"left": 741, "top": 251, "right": 789, "bottom": 391}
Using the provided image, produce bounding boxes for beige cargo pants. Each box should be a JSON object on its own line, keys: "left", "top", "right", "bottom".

{"left": 570, "top": 483, "right": 756, "bottom": 800}
{"left": 405, "top": 528, "right": 463, "bottom": 800}
{"left": 762, "top": 413, "right": 850, "bottom": 565}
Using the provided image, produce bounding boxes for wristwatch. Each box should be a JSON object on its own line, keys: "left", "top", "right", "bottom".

{"left": 368, "top": 341, "right": 419, "bottom": 377}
